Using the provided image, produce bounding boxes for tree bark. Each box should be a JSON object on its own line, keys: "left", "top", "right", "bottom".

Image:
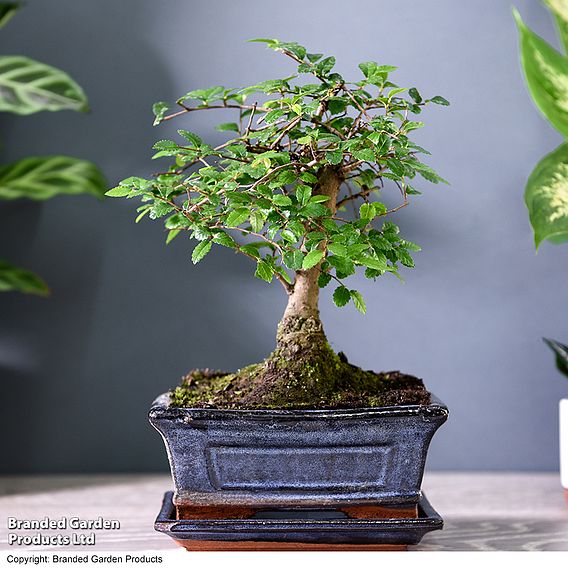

{"left": 278, "top": 166, "right": 343, "bottom": 347}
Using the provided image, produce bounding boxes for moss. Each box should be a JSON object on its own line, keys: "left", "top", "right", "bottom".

{"left": 169, "top": 316, "right": 430, "bottom": 410}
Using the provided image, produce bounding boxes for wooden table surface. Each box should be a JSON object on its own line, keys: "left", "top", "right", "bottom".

{"left": 1, "top": 473, "right": 567, "bottom": 552}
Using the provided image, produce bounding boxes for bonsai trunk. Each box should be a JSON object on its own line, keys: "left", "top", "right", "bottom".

{"left": 277, "top": 165, "right": 343, "bottom": 352}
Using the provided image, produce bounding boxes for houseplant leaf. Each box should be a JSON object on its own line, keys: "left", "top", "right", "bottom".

{"left": 524, "top": 142, "right": 568, "bottom": 247}
{"left": 0, "top": 55, "right": 88, "bottom": 115}
{"left": 0, "top": 156, "right": 107, "bottom": 200}
{"left": 544, "top": 0, "right": 568, "bottom": 54}
{"left": 0, "top": 2, "right": 19, "bottom": 29}
{"left": 543, "top": 337, "right": 568, "bottom": 378}
{"left": 513, "top": 9, "right": 568, "bottom": 137}
{"left": 0, "top": 259, "right": 49, "bottom": 295}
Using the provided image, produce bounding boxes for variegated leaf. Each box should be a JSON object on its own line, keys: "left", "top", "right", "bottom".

{"left": 0, "top": 156, "right": 107, "bottom": 200}
{"left": 545, "top": 0, "right": 568, "bottom": 54}
{"left": 514, "top": 9, "right": 568, "bottom": 137}
{"left": 0, "top": 259, "right": 49, "bottom": 295}
{"left": 525, "top": 143, "right": 568, "bottom": 247}
{"left": 0, "top": 56, "right": 88, "bottom": 115}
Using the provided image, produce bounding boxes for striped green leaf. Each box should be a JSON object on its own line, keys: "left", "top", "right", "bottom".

{"left": 525, "top": 143, "right": 568, "bottom": 247}
{"left": 0, "top": 156, "right": 107, "bottom": 200}
{"left": 0, "top": 259, "right": 49, "bottom": 296}
{"left": 0, "top": 56, "right": 88, "bottom": 115}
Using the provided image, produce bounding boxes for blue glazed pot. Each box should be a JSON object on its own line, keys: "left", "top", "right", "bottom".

{"left": 149, "top": 393, "right": 448, "bottom": 510}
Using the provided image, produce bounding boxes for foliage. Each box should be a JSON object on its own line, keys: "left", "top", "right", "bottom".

{"left": 514, "top": 4, "right": 568, "bottom": 247}
{"left": 0, "top": 2, "right": 106, "bottom": 296}
{"left": 544, "top": 337, "right": 568, "bottom": 379}
{"left": 109, "top": 38, "right": 448, "bottom": 312}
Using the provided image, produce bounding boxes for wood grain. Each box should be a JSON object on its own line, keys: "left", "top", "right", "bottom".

{"left": 1, "top": 473, "right": 567, "bottom": 551}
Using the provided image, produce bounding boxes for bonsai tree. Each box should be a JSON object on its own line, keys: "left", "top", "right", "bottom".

{"left": 0, "top": 2, "right": 106, "bottom": 296}
{"left": 108, "top": 39, "right": 448, "bottom": 409}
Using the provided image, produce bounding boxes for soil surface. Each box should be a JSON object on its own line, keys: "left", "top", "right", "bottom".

{"left": 170, "top": 316, "right": 431, "bottom": 410}
{"left": 170, "top": 361, "right": 431, "bottom": 410}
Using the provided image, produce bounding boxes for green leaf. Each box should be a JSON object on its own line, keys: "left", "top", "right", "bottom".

{"left": 524, "top": 142, "right": 568, "bottom": 247}
{"left": 152, "top": 102, "right": 169, "bottom": 125}
{"left": 225, "top": 207, "right": 249, "bottom": 227}
{"left": 0, "top": 2, "right": 19, "bottom": 29}
{"left": 213, "top": 232, "right": 237, "bottom": 248}
{"left": 0, "top": 156, "right": 107, "bottom": 200}
{"left": 327, "top": 243, "right": 347, "bottom": 256}
{"left": 514, "top": 9, "right": 568, "bottom": 137}
{"left": 302, "top": 249, "right": 324, "bottom": 270}
{"left": 191, "top": 240, "right": 212, "bottom": 264}
{"left": 106, "top": 185, "right": 132, "bottom": 197}
{"left": 255, "top": 259, "right": 273, "bottom": 283}
{"left": 318, "top": 272, "right": 332, "bottom": 288}
{"left": 215, "top": 122, "right": 240, "bottom": 132}
{"left": 0, "top": 56, "right": 88, "bottom": 115}
{"left": 408, "top": 87, "right": 422, "bottom": 103}
{"left": 0, "top": 259, "right": 49, "bottom": 296}
{"left": 166, "top": 229, "right": 180, "bottom": 244}
{"left": 429, "top": 95, "right": 450, "bottom": 106}
{"left": 295, "top": 184, "right": 312, "bottom": 205}
{"left": 359, "top": 254, "right": 387, "bottom": 271}
{"left": 273, "top": 194, "right": 293, "bottom": 206}
{"left": 332, "top": 285, "right": 351, "bottom": 307}
{"left": 283, "top": 249, "right": 304, "bottom": 270}
{"left": 544, "top": 1, "right": 568, "bottom": 54}
{"left": 350, "top": 290, "right": 366, "bottom": 314}
{"left": 178, "top": 130, "right": 203, "bottom": 146}
{"left": 543, "top": 337, "right": 568, "bottom": 378}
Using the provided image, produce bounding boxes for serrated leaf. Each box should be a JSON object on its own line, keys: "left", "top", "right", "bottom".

{"left": 350, "top": 290, "right": 366, "bottom": 314}
{"left": 191, "top": 240, "right": 212, "bottom": 264}
{"left": 525, "top": 142, "right": 568, "bottom": 247}
{"left": 250, "top": 210, "right": 265, "bottom": 232}
{"left": 283, "top": 249, "right": 304, "bottom": 270}
{"left": 327, "top": 243, "right": 347, "bottom": 256}
{"left": 359, "top": 255, "right": 387, "bottom": 270}
{"left": 295, "top": 184, "right": 312, "bottom": 205}
{"left": 178, "top": 130, "right": 203, "bottom": 146}
{"left": 273, "top": 194, "right": 293, "bottom": 206}
{"left": 0, "top": 156, "right": 106, "bottom": 200}
{"left": 0, "top": 259, "right": 49, "bottom": 296}
{"left": 333, "top": 285, "right": 351, "bottom": 307}
{"left": 302, "top": 249, "right": 324, "bottom": 270}
{"left": 225, "top": 207, "right": 249, "bottom": 227}
{"left": 213, "top": 232, "right": 237, "bottom": 248}
{"left": 255, "top": 260, "right": 273, "bottom": 283}
{"left": 0, "top": 56, "right": 88, "bottom": 115}
{"left": 318, "top": 272, "right": 332, "bottom": 288}
{"left": 514, "top": 9, "right": 568, "bottom": 137}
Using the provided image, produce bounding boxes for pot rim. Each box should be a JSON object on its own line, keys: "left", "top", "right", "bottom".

{"left": 149, "top": 392, "right": 448, "bottom": 421}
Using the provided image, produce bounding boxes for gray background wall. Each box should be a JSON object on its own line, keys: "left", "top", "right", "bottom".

{"left": 0, "top": 0, "right": 566, "bottom": 473}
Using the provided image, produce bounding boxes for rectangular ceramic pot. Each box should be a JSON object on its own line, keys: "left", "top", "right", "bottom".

{"left": 149, "top": 393, "right": 448, "bottom": 511}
